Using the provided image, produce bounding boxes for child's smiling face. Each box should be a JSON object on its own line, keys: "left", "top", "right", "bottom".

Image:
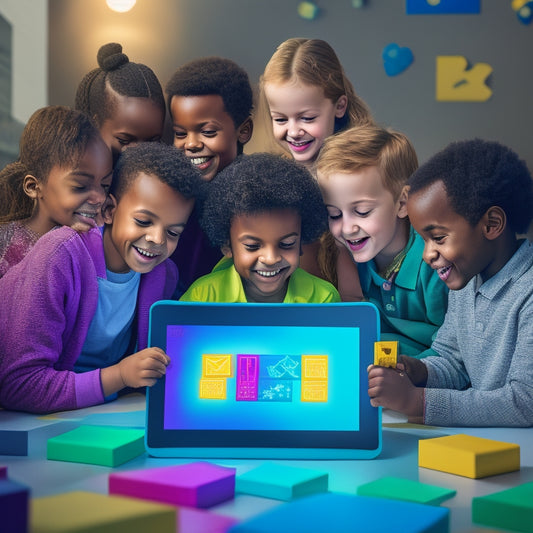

{"left": 103, "top": 172, "right": 194, "bottom": 273}
{"left": 225, "top": 208, "right": 302, "bottom": 302}
{"left": 170, "top": 94, "right": 250, "bottom": 182}
{"left": 407, "top": 180, "right": 497, "bottom": 290}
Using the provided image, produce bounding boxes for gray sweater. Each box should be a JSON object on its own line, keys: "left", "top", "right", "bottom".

{"left": 421, "top": 239, "right": 533, "bottom": 427}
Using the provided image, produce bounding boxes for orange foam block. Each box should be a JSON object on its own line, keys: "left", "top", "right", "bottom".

{"left": 30, "top": 491, "right": 176, "bottom": 533}
{"left": 419, "top": 434, "right": 520, "bottom": 479}
{"left": 109, "top": 461, "right": 236, "bottom": 508}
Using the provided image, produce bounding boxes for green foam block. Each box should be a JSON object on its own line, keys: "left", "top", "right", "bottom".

{"left": 357, "top": 476, "right": 456, "bottom": 505}
{"left": 47, "top": 425, "right": 145, "bottom": 467}
{"left": 472, "top": 481, "right": 533, "bottom": 532}
{"left": 236, "top": 462, "right": 328, "bottom": 501}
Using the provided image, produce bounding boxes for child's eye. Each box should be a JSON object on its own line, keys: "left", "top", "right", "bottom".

{"left": 272, "top": 118, "right": 287, "bottom": 124}
{"left": 134, "top": 218, "right": 150, "bottom": 227}
{"left": 280, "top": 240, "right": 297, "bottom": 249}
{"left": 355, "top": 209, "right": 371, "bottom": 217}
{"left": 301, "top": 116, "right": 317, "bottom": 122}
{"left": 167, "top": 229, "right": 181, "bottom": 239}
{"left": 201, "top": 129, "right": 217, "bottom": 137}
{"left": 243, "top": 243, "right": 260, "bottom": 251}
{"left": 173, "top": 131, "right": 186, "bottom": 139}
{"left": 328, "top": 213, "right": 342, "bottom": 221}
{"left": 72, "top": 185, "right": 87, "bottom": 192}
{"left": 116, "top": 138, "right": 131, "bottom": 146}
{"left": 433, "top": 235, "right": 446, "bottom": 243}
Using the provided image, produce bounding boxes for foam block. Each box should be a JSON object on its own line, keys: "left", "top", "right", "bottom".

{"left": 109, "top": 461, "right": 236, "bottom": 508}
{"left": 0, "top": 466, "right": 7, "bottom": 479}
{"left": 47, "top": 425, "right": 145, "bottom": 467}
{"left": 228, "top": 493, "right": 449, "bottom": 533}
{"left": 177, "top": 506, "right": 239, "bottom": 533}
{"left": 356, "top": 476, "right": 456, "bottom": 505}
{"left": 0, "top": 478, "right": 30, "bottom": 533}
{"left": 472, "top": 482, "right": 533, "bottom": 532}
{"left": 418, "top": 434, "right": 520, "bottom": 479}
{"left": 235, "top": 463, "right": 328, "bottom": 501}
{"left": 31, "top": 491, "right": 176, "bottom": 533}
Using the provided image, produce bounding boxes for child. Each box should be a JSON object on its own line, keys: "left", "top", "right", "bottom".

{"left": 0, "top": 105, "right": 112, "bottom": 277}
{"left": 0, "top": 143, "right": 200, "bottom": 414}
{"left": 259, "top": 38, "right": 372, "bottom": 298}
{"left": 180, "top": 153, "right": 340, "bottom": 303}
{"left": 75, "top": 42, "right": 165, "bottom": 165}
{"left": 368, "top": 139, "right": 533, "bottom": 427}
{"left": 316, "top": 125, "right": 448, "bottom": 356}
{"left": 165, "top": 56, "right": 254, "bottom": 294}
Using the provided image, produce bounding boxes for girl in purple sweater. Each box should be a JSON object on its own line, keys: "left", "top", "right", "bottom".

{"left": 0, "top": 143, "right": 200, "bottom": 414}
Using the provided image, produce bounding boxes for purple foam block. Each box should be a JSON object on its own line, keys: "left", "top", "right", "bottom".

{"left": 0, "top": 466, "right": 7, "bottom": 479}
{"left": 109, "top": 461, "right": 236, "bottom": 508}
{"left": 177, "top": 507, "right": 239, "bottom": 533}
{"left": 0, "top": 478, "right": 30, "bottom": 533}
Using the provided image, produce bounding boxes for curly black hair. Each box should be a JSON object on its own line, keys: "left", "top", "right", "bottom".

{"left": 111, "top": 143, "right": 201, "bottom": 201}
{"left": 200, "top": 153, "right": 328, "bottom": 247}
{"left": 165, "top": 57, "right": 253, "bottom": 128}
{"left": 75, "top": 43, "right": 165, "bottom": 127}
{"left": 408, "top": 139, "right": 533, "bottom": 234}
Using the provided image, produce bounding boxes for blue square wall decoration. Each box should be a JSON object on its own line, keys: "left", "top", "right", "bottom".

{"left": 406, "top": 0, "right": 480, "bottom": 14}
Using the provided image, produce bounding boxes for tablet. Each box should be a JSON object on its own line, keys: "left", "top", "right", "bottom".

{"left": 146, "top": 301, "right": 382, "bottom": 459}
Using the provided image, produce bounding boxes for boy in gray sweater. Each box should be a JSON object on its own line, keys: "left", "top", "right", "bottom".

{"left": 368, "top": 139, "right": 533, "bottom": 427}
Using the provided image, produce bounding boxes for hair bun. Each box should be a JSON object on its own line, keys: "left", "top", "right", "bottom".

{"left": 97, "top": 42, "right": 129, "bottom": 71}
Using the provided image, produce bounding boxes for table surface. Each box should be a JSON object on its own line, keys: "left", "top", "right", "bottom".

{"left": 2, "top": 393, "right": 532, "bottom": 532}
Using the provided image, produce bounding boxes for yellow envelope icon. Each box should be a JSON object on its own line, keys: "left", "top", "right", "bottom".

{"left": 202, "top": 354, "right": 233, "bottom": 377}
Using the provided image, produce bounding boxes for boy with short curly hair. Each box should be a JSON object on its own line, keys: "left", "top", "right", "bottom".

{"left": 180, "top": 153, "right": 340, "bottom": 303}
{"left": 368, "top": 139, "right": 533, "bottom": 427}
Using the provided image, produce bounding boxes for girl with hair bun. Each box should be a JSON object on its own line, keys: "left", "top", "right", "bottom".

{"left": 75, "top": 42, "right": 166, "bottom": 164}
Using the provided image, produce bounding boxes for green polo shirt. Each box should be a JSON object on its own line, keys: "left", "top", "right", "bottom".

{"left": 180, "top": 259, "right": 341, "bottom": 303}
{"left": 358, "top": 227, "right": 448, "bottom": 357}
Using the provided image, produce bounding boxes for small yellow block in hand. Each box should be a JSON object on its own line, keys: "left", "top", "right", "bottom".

{"left": 374, "top": 341, "right": 398, "bottom": 368}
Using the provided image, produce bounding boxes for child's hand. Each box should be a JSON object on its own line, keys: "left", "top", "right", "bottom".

{"left": 118, "top": 348, "right": 170, "bottom": 388}
{"left": 367, "top": 363, "right": 424, "bottom": 418}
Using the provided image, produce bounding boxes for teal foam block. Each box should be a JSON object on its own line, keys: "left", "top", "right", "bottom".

{"left": 235, "top": 462, "right": 328, "bottom": 501}
{"left": 357, "top": 476, "right": 456, "bottom": 505}
{"left": 472, "top": 481, "right": 533, "bottom": 532}
{"left": 47, "top": 425, "right": 145, "bottom": 467}
{"left": 0, "top": 478, "right": 30, "bottom": 533}
{"left": 228, "top": 493, "right": 449, "bottom": 533}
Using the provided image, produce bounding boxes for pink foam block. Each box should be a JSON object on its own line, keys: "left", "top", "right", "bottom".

{"left": 109, "top": 461, "right": 236, "bottom": 508}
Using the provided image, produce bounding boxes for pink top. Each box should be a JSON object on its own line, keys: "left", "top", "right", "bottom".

{"left": 0, "top": 220, "right": 41, "bottom": 278}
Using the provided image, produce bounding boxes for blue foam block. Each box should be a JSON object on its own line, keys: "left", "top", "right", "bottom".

{"left": 228, "top": 492, "right": 449, "bottom": 533}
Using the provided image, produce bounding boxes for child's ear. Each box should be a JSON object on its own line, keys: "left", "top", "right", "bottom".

{"left": 396, "top": 185, "right": 409, "bottom": 219}
{"left": 102, "top": 194, "right": 118, "bottom": 224}
{"left": 237, "top": 117, "right": 253, "bottom": 146}
{"left": 483, "top": 206, "right": 506, "bottom": 240}
{"left": 22, "top": 175, "right": 40, "bottom": 199}
{"left": 335, "top": 95, "right": 348, "bottom": 119}
{"left": 221, "top": 243, "right": 233, "bottom": 258}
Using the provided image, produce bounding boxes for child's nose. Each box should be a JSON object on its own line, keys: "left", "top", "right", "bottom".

{"left": 423, "top": 243, "right": 438, "bottom": 265}
{"left": 184, "top": 133, "right": 203, "bottom": 151}
{"left": 88, "top": 187, "right": 107, "bottom": 205}
{"left": 146, "top": 227, "right": 165, "bottom": 245}
{"left": 342, "top": 215, "right": 358, "bottom": 236}
{"left": 260, "top": 247, "right": 281, "bottom": 265}
{"left": 287, "top": 121, "right": 302, "bottom": 138}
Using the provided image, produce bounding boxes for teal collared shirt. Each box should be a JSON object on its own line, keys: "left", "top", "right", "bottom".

{"left": 180, "top": 259, "right": 341, "bottom": 303}
{"left": 358, "top": 227, "right": 448, "bottom": 357}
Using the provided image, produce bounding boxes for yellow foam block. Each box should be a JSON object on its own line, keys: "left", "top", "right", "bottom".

{"left": 419, "top": 434, "right": 520, "bottom": 479}
{"left": 374, "top": 341, "right": 398, "bottom": 368}
{"left": 31, "top": 491, "right": 176, "bottom": 533}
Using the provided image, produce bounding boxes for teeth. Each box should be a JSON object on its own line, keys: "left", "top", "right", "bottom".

{"left": 76, "top": 212, "right": 96, "bottom": 218}
{"left": 290, "top": 141, "right": 310, "bottom": 146}
{"left": 257, "top": 269, "right": 280, "bottom": 277}
{"left": 135, "top": 247, "right": 157, "bottom": 258}
{"left": 190, "top": 157, "right": 210, "bottom": 165}
{"left": 438, "top": 266, "right": 451, "bottom": 275}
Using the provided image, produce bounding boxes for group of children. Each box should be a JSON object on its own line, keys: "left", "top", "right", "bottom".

{"left": 0, "top": 40, "right": 531, "bottom": 428}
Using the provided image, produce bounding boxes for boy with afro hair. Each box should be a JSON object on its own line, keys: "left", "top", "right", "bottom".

{"left": 368, "top": 139, "right": 533, "bottom": 427}
{"left": 180, "top": 153, "right": 341, "bottom": 303}
{"left": 165, "top": 57, "right": 254, "bottom": 294}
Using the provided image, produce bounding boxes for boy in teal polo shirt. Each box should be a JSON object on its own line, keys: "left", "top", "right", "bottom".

{"left": 316, "top": 125, "right": 448, "bottom": 356}
{"left": 180, "top": 153, "right": 340, "bottom": 304}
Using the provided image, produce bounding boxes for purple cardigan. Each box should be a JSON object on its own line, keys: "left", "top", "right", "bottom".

{"left": 0, "top": 226, "right": 178, "bottom": 414}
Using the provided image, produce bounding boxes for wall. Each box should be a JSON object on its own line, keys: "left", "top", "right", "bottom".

{"left": 45, "top": 0, "right": 533, "bottom": 169}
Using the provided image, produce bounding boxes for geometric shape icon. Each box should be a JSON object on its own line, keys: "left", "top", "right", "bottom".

{"left": 472, "top": 482, "right": 533, "bottom": 532}
{"left": 228, "top": 493, "right": 450, "bottom": 533}
{"left": 46, "top": 426, "right": 145, "bottom": 467}
{"left": 436, "top": 55, "right": 493, "bottom": 102}
{"left": 382, "top": 43, "right": 414, "bottom": 76}
{"left": 406, "top": 0, "right": 480, "bottom": 15}
{"left": 356, "top": 476, "right": 456, "bottom": 506}
{"left": 301, "top": 355, "right": 328, "bottom": 380}
{"left": 199, "top": 378, "right": 227, "bottom": 400}
{"left": 235, "top": 462, "right": 329, "bottom": 501}
{"left": 202, "top": 354, "right": 232, "bottom": 378}
{"left": 109, "top": 461, "right": 236, "bottom": 508}
{"left": 258, "top": 379, "right": 293, "bottom": 402}
{"left": 236, "top": 354, "right": 259, "bottom": 401}
{"left": 260, "top": 355, "right": 301, "bottom": 380}
{"left": 374, "top": 341, "right": 398, "bottom": 368}
{"left": 301, "top": 380, "right": 328, "bottom": 402}
{"left": 419, "top": 434, "right": 520, "bottom": 479}
{"left": 297, "top": 1, "right": 320, "bottom": 20}
{"left": 30, "top": 491, "right": 176, "bottom": 533}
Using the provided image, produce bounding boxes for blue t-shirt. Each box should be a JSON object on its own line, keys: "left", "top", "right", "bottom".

{"left": 75, "top": 269, "right": 140, "bottom": 373}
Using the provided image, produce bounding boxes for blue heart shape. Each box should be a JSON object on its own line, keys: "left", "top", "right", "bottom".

{"left": 382, "top": 43, "right": 414, "bottom": 77}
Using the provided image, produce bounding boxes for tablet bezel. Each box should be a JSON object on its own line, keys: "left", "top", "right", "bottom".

{"left": 146, "top": 301, "right": 382, "bottom": 459}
